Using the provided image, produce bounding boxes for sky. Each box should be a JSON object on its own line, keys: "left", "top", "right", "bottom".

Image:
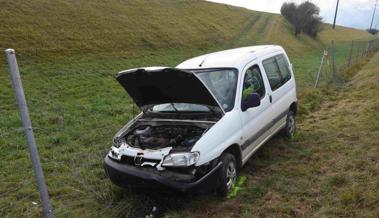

{"left": 207, "top": 0, "right": 379, "bottom": 30}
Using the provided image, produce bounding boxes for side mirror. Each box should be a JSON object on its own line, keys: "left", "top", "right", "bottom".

{"left": 241, "top": 93, "right": 261, "bottom": 111}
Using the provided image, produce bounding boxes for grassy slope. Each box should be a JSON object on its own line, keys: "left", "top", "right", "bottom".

{"left": 173, "top": 51, "right": 379, "bottom": 218}
{"left": 0, "top": 0, "right": 251, "bottom": 58}
{"left": 0, "top": 0, "right": 374, "bottom": 59}
{"left": 0, "top": 0, "right": 377, "bottom": 217}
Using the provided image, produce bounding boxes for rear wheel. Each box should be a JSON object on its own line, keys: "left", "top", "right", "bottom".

{"left": 284, "top": 111, "right": 296, "bottom": 138}
{"left": 217, "top": 153, "right": 237, "bottom": 197}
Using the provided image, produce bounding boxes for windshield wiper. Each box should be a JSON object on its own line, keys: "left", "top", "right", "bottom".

{"left": 206, "top": 105, "right": 221, "bottom": 115}
{"left": 170, "top": 103, "right": 179, "bottom": 112}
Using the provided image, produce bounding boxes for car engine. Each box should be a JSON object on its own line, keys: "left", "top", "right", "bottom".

{"left": 125, "top": 124, "right": 206, "bottom": 151}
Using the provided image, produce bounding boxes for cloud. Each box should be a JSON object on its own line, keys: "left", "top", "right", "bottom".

{"left": 207, "top": 0, "right": 379, "bottom": 29}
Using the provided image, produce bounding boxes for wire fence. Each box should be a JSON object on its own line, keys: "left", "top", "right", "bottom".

{"left": 313, "top": 38, "right": 379, "bottom": 87}
{"left": 2, "top": 38, "right": 379, "bottom": 218}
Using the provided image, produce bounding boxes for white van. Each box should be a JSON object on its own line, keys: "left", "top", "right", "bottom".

{"left": 104, "top": 45, "right": 297, "bottom": 196}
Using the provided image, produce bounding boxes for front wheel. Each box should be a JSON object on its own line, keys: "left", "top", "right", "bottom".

{"left": 284, "top": 111, "right": 296, "bottom": 139}
{"left": 217, "top": 153, "right": 237, "bottom": 197}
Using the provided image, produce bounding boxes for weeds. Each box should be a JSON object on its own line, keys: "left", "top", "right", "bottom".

{"left": 228, "top": 176, "right": 247, "bottom": 199}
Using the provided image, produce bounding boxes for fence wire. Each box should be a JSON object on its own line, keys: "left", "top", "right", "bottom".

{"left": 1, "top": 38, "right": 379, "bottom": 218}
{"left": 313, "top": 38, "right": 379, "bottom": 87}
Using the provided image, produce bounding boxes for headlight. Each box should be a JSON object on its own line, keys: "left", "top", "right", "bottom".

{"left": 108, "top": 147, "right": 121, "bottom": 160}
{"left": 162, "top": 152, "right": 200, "bottom": 167}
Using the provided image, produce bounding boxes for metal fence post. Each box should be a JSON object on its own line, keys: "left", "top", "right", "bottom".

{"left": 365, "top": 41, "right": 370, "bottom": 57}
{"left": 314, "top": 50, "right": 326, "bottom": 88}
{"left": 331, "top": 40, "right": 337, "bottom": 82}
{"left": 5, "top": 49, "right": 53, "bottom": 218}
{"left": 348, "top": 41, "right": 354, "bottom": 67}
{"left": 356, "top": 41, "right": 360, "bottom": 63}
{"left": 361, "top": 41, "right": 366, "bottom": 57}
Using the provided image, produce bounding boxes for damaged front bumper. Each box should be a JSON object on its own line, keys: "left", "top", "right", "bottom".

{"left": 104, "top": 156, "right": 222, "bottom": 192}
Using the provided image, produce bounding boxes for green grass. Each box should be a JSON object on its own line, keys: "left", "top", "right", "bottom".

{"left": 0, "top": 0, "right": 378, "bottom": 217}
{"left": 0, "top": 48, "right": 217, "bottom": 217}
{"left": 171, "top": 52, "right": 379, "bottom": 218}
{"left": 0, "top": 0, "right": 253, "bottom": 59}
{"left": 1, "top": 48, "right": 376, "bottom": 218}
{"left": 0, "top": 0, "right": 375, "bottom": 61}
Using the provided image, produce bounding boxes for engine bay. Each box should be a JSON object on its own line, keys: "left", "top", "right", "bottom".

{"left": 124, "top": 124, "right": 207, "bottom": 151}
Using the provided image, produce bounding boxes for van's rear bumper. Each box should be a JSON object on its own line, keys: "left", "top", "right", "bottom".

{"left": 104, "top": 156, "right": 222, "bottom": 192}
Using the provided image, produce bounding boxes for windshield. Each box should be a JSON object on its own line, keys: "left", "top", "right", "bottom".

{"left": 149, "top": 103, "right": 211, "bottom": 112}
{"left": 195, "top": 68, "right": 238, "bottom": 112}
{"left": 148, "top": 68, "right": 238, "bottom": 113}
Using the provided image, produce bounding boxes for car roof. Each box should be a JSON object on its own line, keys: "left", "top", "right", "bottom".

{"left": 176, "top": 45, "right": 283, "bottom": 70}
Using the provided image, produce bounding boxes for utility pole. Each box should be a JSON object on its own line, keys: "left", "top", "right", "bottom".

{"left": 369, "top": 0, "right": 378, "bottom": 31}
{"left": 333, "top": 0, "right": 340, "bottom": 29}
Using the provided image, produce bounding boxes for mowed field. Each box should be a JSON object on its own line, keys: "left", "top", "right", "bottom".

{"left": 0, "top": 0, "right": 377, "bottom": 217}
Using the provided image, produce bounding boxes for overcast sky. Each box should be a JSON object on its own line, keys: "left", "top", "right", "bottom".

{"left": 207, "top": 0, "right": 378, "bottom": 30}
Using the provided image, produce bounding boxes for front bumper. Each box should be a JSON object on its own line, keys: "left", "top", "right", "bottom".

{"left": 104, "top": 156, "right": 222, "bottom": 192}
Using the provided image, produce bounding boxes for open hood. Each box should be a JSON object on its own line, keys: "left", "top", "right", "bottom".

{"left": 116, "top": 67, "right": 223, "bottom": 113}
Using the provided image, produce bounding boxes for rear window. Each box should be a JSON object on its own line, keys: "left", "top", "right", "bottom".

{"left": 262, "top": 58, "right": 282, "bottom": 90}
{"left": 276, "top": 55, "right": 291, "bottom": 83}
{"left": 262, "top": 54, "right": 292, "bottom": 91}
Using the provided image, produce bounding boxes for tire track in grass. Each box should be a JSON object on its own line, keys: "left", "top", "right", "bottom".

{"left": 255, "top": 14, "right": 273, "bottom": 41}
{"left": 228, "top": 15, "right": 261, "bottom": 48}
{"left": 230, "top": 14, "right": 278, "bottom": 48}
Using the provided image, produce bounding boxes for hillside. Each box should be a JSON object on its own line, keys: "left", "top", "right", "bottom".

{"left": 0, "top": 1, "right": 378, "bottom": 217}
{"left": 0, "top": 0, "right": 374, "bottom": 59}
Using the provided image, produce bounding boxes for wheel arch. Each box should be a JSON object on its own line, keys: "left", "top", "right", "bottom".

{"left": 222, "top": 144, "right": 243, "bottom": 168}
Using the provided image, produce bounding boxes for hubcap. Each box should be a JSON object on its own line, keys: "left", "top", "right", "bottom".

{"left": 226, "top": 161, "right": 237, "bottom": 191}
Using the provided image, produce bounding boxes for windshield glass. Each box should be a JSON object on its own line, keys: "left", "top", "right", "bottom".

{"left": 195, "top": 68, "right": 238, "bottom": 112}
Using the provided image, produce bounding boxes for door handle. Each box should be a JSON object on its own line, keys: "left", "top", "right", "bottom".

{"left": 269, "top": 95, "right": 272, "bottom": 103}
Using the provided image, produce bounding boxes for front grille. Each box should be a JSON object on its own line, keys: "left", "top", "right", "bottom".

{"left": 120, "top": 155, "right": 134, "bottom": 165}
{"left": 119, "top": 155, "right": 160, "bottom": 166}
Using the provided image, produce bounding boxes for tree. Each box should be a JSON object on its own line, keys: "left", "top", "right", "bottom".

{"left": 280, "top": 1, "right": 322, "bottom": 38}
{"left": 281, "top": 3, "right": 301, "bottom": 35}
{"left": 366, "top": 28, "right": 378, "bottom": 35}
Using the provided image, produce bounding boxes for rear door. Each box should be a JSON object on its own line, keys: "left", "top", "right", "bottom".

{"left": 262, "top": 53, "right": 294, "bottom": 130}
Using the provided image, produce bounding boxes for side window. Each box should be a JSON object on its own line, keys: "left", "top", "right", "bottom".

{"left": 242, "top": 65, "right": 265, "bottom": 102}
{"left": 262, "top": 57, "right": 282, "bottom": 91}
{"left": 276, "top": 55, "right": 292, "bottom": 83}
{"left": 263, "top": 54, "right": 292, "bottom": 91}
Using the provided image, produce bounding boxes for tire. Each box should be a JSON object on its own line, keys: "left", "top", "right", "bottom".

{"left": 284, "top": 110, "right": 296, "bottom": 139}
{"left": 217, "top": 153, "right": 237, "bottom": 197}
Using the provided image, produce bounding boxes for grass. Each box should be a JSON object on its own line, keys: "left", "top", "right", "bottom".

{"left": 0, "top": 0, "right": 252, "bottom": 59}
{"left": 1, "top": 49, "right": 376, "bottom": 218}
{"left": 0, "top": 0, "right": 375, "bottom": 61}
{"left": 170, "top": 51, "right": 379, "bottom": 218}
{"left": 0, "top": 0, "right": 378, "bottom": 217}
{"left": 0, "top": 48, "right": 217, "bottom": 217}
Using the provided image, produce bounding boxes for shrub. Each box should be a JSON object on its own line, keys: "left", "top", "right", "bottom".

{"left": 281, "top": 1, "right": 322, "bottom": 38}
{"left": 366, "top": 28, "right": 378, "bottom": 35}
